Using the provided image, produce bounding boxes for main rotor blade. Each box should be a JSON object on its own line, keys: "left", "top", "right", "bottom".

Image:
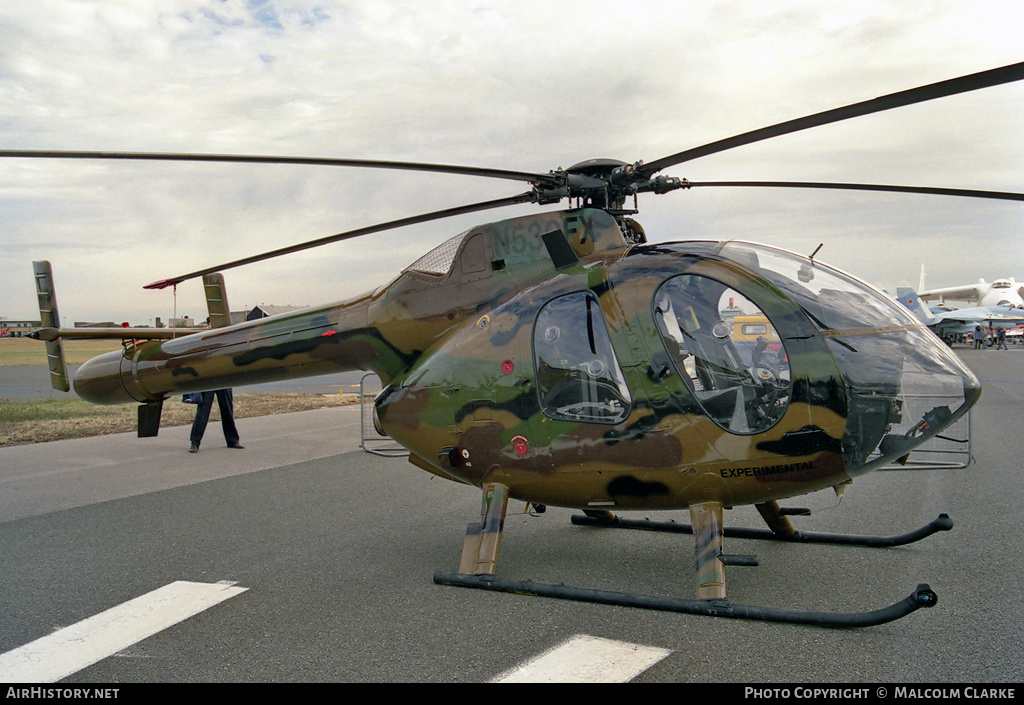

{"left": 0, "top": 149, "right": 560, "bottom": 187}
{"left": 642, "top": 61, "right": 1024, "bottom": 176}
{"left": 142, "top": 191, "right": 536, "bottom": 290}
{"left": 685, "top": 181, "right": 1024, "bottom": 201}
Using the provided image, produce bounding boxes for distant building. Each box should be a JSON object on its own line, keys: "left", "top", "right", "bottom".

{"left": 0, "top": 318, "right": 42, "bottom": 337}
{"left": 246, "top": 305, "right": 307, "bottom": 321}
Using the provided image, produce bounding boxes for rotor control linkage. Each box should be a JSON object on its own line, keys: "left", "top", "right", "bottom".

{"left": 433, "top": 573, "right": 938, "bottom": 628}
{"left": 570, "top": 513, "right": 954, "bottom": 548}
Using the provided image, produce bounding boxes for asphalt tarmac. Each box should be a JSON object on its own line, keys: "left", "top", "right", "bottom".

{"left": 1, "top": 347, "right": 1023, "bottom": 683}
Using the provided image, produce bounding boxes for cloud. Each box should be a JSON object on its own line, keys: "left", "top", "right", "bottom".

{"left": 1, "top": 0, "right": 1022, "bottom": 324}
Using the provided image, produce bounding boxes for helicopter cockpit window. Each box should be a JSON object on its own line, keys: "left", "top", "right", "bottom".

{"left": 653, "top": 275, "right": 791, "bottom": 434}
{"left": 534, "top": 292, "right": 631, "bottom": 424}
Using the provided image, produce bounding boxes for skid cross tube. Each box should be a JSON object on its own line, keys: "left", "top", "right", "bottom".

{"left": 433, "top": 573, "right": 937, "bottom": 627}
{"left": 570, "top": 513, "right": 954, "bottom": 547}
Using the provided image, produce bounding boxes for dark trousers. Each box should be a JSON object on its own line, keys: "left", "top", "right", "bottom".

{"left": 190, "top": 389, "right": 240, "bottom": 446}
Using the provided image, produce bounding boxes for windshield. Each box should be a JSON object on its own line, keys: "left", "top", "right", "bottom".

{"left": 719, "top": 241, "right": 980, "bottom": 473}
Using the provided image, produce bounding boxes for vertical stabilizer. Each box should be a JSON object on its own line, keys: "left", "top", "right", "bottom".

{"left": 32, "top": 261, "right": 70, "bottom": 392}
{"left": 895, "top": 288, "right": 937, "bottom": 325}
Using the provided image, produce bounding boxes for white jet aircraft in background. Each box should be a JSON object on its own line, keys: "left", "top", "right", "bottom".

{"left": 919, "top": 278, "right": 1024, "bottom": 308}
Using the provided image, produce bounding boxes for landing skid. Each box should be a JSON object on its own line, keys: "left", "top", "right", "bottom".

{"left": 436, "top": 483, "right": 949, "bottom": 627}
{"left": 570, "top": 512, "right": 954, "bottom": 548}
{"left": 433, "top": 573, "right": 937, "bottom": 628}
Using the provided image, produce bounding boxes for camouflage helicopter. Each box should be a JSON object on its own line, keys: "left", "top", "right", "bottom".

{"left": 8, "top": 61, "right": 1024, "bottom": 627}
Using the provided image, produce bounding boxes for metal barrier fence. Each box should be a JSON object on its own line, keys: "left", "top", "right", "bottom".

{"left": 359, "top": 373, "right": 407, "bottom": 456}
{"left": 881, "top": 409, "right": 972, "bottom": 471}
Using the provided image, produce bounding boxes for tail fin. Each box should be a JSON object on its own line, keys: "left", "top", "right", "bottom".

{"left": 896, "top": 287, "right": 937, "bottom": 325}
{"left": 31, "top": 261, "right": 70, "bottom": 392}
{"left": 202, "top": 272, "right": 232, "bottom": 328}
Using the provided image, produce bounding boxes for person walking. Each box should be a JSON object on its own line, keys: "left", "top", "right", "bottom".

{"left": 189, "top": 389, "right": 244, "bottom": 453}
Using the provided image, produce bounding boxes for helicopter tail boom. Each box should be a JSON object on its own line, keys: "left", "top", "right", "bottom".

{"left": 71, "top": 293, "right": 386, "bottom": 406}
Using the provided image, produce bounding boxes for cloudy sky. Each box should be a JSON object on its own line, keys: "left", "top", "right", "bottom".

{"left": 1, "top": 0, "right": 1022, "bottom": 324}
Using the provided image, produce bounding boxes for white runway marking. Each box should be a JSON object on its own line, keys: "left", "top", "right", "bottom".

{"left": 491, "top": 634, "right": 671, "bottom": 683}
{"left": 0, "top": 580, "right": 247, "bottom": 683}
